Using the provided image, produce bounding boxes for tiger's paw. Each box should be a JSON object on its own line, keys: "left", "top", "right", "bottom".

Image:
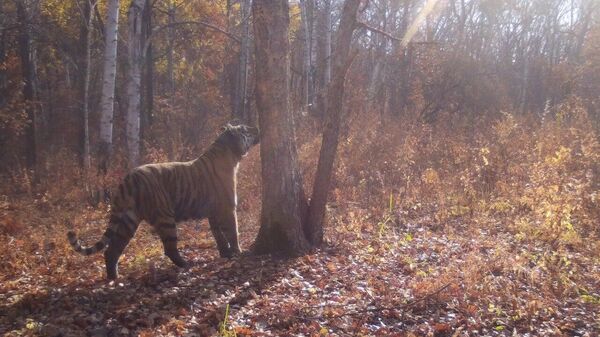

{"left": 224, "top": 246, "right": 243, "bottom": 258}
{"left": 175, "top": 259, "right": 189, "bottom": 269}
{"left": 231, "top": 249, "right": 244, "bottom": 258}
{"left": 166, "top": 252, "right": 189, "bottom": 269}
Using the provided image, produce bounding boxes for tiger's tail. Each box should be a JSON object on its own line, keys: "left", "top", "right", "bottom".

{"left": 67, "top": 230, "right": 110, "bottom": 255}
{"left": 67, "top": 210, "right": 139, "bottom": 256}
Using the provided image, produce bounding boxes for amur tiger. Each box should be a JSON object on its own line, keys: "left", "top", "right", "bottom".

{"left": 67, "top": 123, "right": 260, "bottom": 280}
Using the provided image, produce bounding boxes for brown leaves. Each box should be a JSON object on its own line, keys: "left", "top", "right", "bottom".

{"left": 2, "top": 110, "right": 600, "bottom": 336}
{"left": 0, "top": 214, "right": 23, "bottom": 236}
{"left": 0, "top": 201, "right": 598, "bottom": 336}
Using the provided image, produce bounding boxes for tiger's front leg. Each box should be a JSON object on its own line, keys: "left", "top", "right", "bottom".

{"left": 223, "top": 210, "right": 242, "bottom": 255}
{"left": 209, "top": 210, "right": 241, "bottom": 258}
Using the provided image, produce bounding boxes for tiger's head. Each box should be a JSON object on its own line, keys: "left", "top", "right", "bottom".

{"left": 219, "top": 123, "right": 260, "bottom": 157}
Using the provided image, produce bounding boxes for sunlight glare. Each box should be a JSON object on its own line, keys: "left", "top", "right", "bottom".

{"left": 401, "top": 0, "right": 441, "bottom": 47}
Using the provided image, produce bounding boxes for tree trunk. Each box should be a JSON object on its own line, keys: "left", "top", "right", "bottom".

{"left": 17, "top": 0, "right": 40, "bottom": 174}
{"left": 0, "top": 7, "right": 7, "bottom": 110}
{"left": 81, "top": 0, "right": 95, "bottom": 181}
{"left": 98, "top": 0, "right": 120, "bottom": 175}
{"left": 141, "top": 0, "right": 153, "bottom": 137}
{"left": 367, "top": 55, "right": 384, "bottom": 113}
{"left": 251, "top": 0, "right": 311, "bottom": 256}
{"left": 0, "top": 1, "right": 8, "bottom": 109}
{"left": 299, "top": 0, "right": 314, "bottom": 109}
{"left": 307, "top": 0, "right": 360, "bottom": 246}
{"left": 225, "top": 0, "right": 236, "bottom": 119}
{"left": 386, "top": 0, "right": 411, "bottom": 116}
{"left": 322, "top": 0, "right": 331, "bottom": 86}
{"left": 234, "top": 0, "right": 251, "bottom": 122}
{"left": 519, "top": 53, "right": 529, "bottom": 114}
{"left": 126, "top": 0, "right": 145, "bottom": 168}
{"left": 167, "top": 1, "right": 175, "bottom": 99}
{"left": 314, "top": 0, "right": 331, "bottom": 117}
{"left": 366, "top": 4, "right": 389, "bottom": 114}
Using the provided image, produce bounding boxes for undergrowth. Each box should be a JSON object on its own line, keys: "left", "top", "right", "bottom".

{"left": 0, "top": 101, "right": 599, "bottom": 335}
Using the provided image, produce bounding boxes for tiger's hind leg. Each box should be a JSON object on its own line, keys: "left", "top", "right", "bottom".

{"left": 155, "top": 219, "right": 188, "bottom": 268}
{"left": 104, "top": 211, "right": 139, "bottom": 280}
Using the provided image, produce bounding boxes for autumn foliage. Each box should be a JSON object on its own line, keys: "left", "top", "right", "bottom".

{"left": 2, "top": 98, "right": 599, "bottom": 335}
{"left": 1, "top": 0, "right": 600, "bottom": 336}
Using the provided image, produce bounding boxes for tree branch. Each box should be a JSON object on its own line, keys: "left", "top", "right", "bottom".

{"left": 357, "top": 21, "right": 401, "bottom": 42}
{"left": 357, "top": 21, "right": 439, "bottom": 48}
{"left": 143, "top": 20, "right": 240, "bottom": 55}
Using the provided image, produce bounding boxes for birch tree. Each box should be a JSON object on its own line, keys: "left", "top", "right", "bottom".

{"left": 98, "top": 0, "right": 120, "bottom": 174}
{"left": 141, "top": 0, "right": 153, "bottom": 136}
{"left": 126, "top": 0, "right": 146, "bottom": 168}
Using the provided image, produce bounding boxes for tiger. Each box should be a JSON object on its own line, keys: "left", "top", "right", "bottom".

{"left": 67, "top": 123, "right": 260, "bottom": 280}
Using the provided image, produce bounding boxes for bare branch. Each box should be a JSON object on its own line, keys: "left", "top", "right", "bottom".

{"left": 357, "top": 21, "right": 401, "bottom": 42}
{"left": 143, "top": 20, "right": 240, "bottom": 55}
{"left": 358, "top": 21, "right": 439, "bottom": 48}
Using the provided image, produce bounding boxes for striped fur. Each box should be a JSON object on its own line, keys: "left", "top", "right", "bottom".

{"left": 67, "top": 124, "right": 259, "bottom": 279}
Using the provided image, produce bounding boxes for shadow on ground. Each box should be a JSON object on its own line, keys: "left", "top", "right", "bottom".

{"left": 1, "top": 252, "right": 294, "bottom": 336}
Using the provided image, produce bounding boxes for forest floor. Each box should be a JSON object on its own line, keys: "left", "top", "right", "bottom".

{"left": 1, "top": 198, "right": 599, "bottom": 337}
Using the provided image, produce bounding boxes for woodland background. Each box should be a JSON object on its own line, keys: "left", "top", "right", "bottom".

{"left": 1, "top": 0, "right": 600, "bottom": 336}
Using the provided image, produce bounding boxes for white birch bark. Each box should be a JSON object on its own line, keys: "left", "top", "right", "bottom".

{"left": 98, "top": 0, "right": 120, "bottom": 172}
{"left": 126, "top": 0, "right": 145, "bottom": 168}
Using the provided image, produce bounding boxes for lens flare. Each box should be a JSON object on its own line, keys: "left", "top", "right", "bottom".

{"left": 401, "top": 0, "right": 441, "bottom": 47}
